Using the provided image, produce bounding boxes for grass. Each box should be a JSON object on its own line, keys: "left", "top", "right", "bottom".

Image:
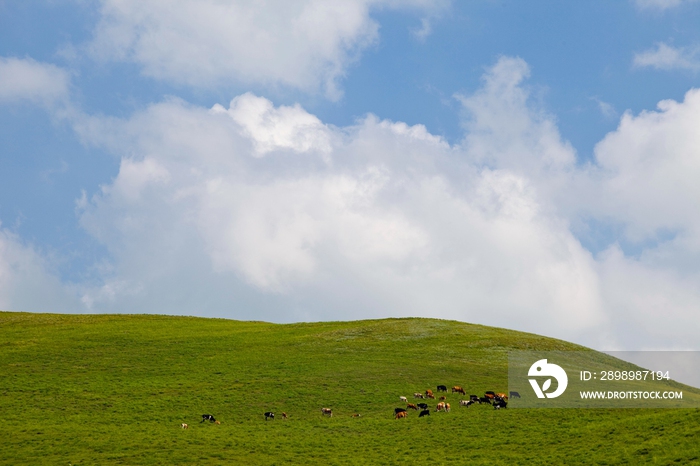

{"left": 1, "top": 312, "right": 699, "bottom": 465}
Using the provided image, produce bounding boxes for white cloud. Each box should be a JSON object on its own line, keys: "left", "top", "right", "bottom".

{"left": 634, "top": 0, "right": 698, "bottom": 10}
{"left": 88, "top": 0, "right": 447, "bottom": 99}
{"left": 633, "top": 42, "right": 700, "bottom": 71}
{"left": 0, "top": 228, "right": 79, "bottom": 312}
{"left": 0, "top": 57, "right": 70, "bottom": 105}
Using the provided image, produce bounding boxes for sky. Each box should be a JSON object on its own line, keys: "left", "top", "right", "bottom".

{"left": 1, "top": 0, "right": 700, "bottom": 352}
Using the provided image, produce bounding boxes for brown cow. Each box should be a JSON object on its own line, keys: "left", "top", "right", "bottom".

{"left": 281, "top": 412, "right": 288, "bottom": 420}
{"left": 321, "top": 408, "right": 333, "bottom": 417}
{"left": 436, "top": 402, "right": 446, "bottom": 412}
{"left": 439, "top": 396, "right": 447, "bottom": 401}
{"left": 496, "top": 393, "right": 509, "bottom": 400}
{"left": 445, "top": 403, "right": 451, "bottom": 412}
{"left": 351, "top": 413, "right": 361, "bottom": 418}
{"left": 181, "top": 423, "right": 188, "bottom": 429}
{"left": 426, "top": 393, "right": 435, "bottom": 399}
{"left": 452, "top": 386, "right": 466, "bottom": 395}
{"left": 395, "top": 411, "right": 407, "bottom": 419}
{"left": 425, "top": 389, "right": 434, "bottom": 397}
{"left": 406, "top": 403, "right": 418, "bottom": 410}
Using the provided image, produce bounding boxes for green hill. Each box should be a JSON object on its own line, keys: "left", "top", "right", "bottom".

{"left": 1, "top": 312, "right": 698, "bottom": 465}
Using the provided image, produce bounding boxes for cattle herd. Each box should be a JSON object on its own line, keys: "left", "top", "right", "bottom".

{"left": 184, "top": 387, "right": 519, "bottom": 427}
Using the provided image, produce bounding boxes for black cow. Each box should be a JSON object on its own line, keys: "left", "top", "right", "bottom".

{"left": 479, "top": 397, "right": 491, "bottom": 404}
{"left": 437, "top": 385, "right": 448, "bottom": 392}
{"left": 201, "top": 414, "right": 217, "bottom": 423}
{"left": 470, "top": 394, "right": 479, "bottom": 401}
{"left": 417, "top": 403, "right": 428, "bottom": 410}
{"left": 394, "top": 407, "right": 407, "bottom": 415}
{"left": 509, "top": 391, "right": 521, "bottom": 398}
{"left": 493, "top": 398, "right": 508, "bottom": 409}
{"left": 419, "top": 410, "right": 430, "bottom": 417}
{"left": 264, "top": 412, "right": 275, "bottom": 421}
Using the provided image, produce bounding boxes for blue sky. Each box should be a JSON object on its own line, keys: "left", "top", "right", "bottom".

{"left": 1, "top": 0, "right": 700, "bottom": 351}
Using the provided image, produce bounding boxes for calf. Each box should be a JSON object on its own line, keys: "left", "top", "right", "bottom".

{"left": 181, "top": 423, "right": 188, "bottom": 429}
{"left": 399, "top": 396, "right": 408, "bottom": 403}
{"left": 419, "top": 409, "right": 430, "bottom": 417}
{"left": 437, "top": 385, "right": 448, "bottom": 392}
{"left": 417, "top": 403, "right": 428, "bottom": 410}
{"left": 321, "top": 408, "right": 333, "bottom": 417}
{"left": 201, "top": 414, "right": 217, "bottom": 423}
{"left": 264, "top": 412, "right": 275, "bottom": 421}
{"left": 395, "top": 411, "right": 407, "bottom": 419}
{"left": 509, "top": 391, "right": 521, "bottom": 399}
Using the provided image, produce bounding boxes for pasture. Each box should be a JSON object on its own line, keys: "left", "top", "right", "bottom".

{"left": 1, "top": 312, "right": 698, "bottom": 464}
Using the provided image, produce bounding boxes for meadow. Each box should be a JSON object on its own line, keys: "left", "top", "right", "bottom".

{"left": 1, "top": 312, "right": 698, "bottom": 465}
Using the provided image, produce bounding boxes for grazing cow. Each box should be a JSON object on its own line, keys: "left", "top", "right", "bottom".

{"left": 439, "top": 396, "right": 447, "bottom": 401}
{"left": 181, "top": 423, "right": 188, "bottom": 429}
{"left": 406, "top": 403, "right": 418, "bottom": 410}
{"left": 485, "top": 391, "right": 496, "bottom": 399}
{"left": 414, "top": 393, "right": 424, "bottom": 399}
{"left": 459, "top": 400, "right": 471, "bottom": 407}
{"left": 510, "top": 391, "right": 521, "bottom": 399}
{"left": 426, "top": 393, "right": 435, "bottom": 399}
{"left": 425, "top": 389, "right": 434, "bottom": 397}
{"left": 493, "top": 399, "right": 508, "bottom": 409}
{"left": 445, "top": 403, "right": 451, "bottom": 412}
{"left": 201, "top": 414, "right": 217, "bottom": 423}
{"left": 264, "top": 412, "right": 275, "bottom": 421}
{"left": 399, "top": 396, "right": 407, "bottom": 403}
{"left": 394, "top": 407, "right": 407, "bottom": 415}
{"left": 419, "top": 410, "right": 430, "bottom": 417}
{"left": 496, "top": 393, "right": 509, "bottom": 400}
{"left": 479, "top": 397, "right": 491, "bottom": 404}
{"left": 436, "top": 402, "right": 446, "bottom": 412}
{"left": 351, "top": 413, "right": 361, "bottom": 418}
{"left": 452, "top": 386, "right": 466, "bottom": 395}
{"left": 321, "top": 408, "right": 333, "bottom": 417}
{"left": 281, "top": 412, "right": 288, "bottom": 420}
{"left": 417, "top": 403, "right": 428, "bottom": 410}
{"left": 395, "top": 411, "right": 407, "bottom": 419}
{"left": 437, "top": 385, "right": 448, "bottom": 392}
{"left": 470, "top": 394, "right": 479, "bottom": 401}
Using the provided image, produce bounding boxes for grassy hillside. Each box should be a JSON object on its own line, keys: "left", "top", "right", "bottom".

{"left": 1, "top": 312, "right": 698, "bottom": 465}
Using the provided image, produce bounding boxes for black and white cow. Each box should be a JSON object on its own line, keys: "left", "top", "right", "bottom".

{"left": 264, "top": 412, "right": 275, "bottom": 420}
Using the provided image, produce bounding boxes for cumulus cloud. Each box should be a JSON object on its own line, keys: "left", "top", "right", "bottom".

{"left": 0, "top": 57, "right": 70, "bottom": 105}
{"left": 633, "top": 42, "right": 700, "bottom": 71}
{"left": 88, "top": 0, "right": 447, "bottom": 99}
{"left": 0, "top": 227, "right": 79, "bottom": 312}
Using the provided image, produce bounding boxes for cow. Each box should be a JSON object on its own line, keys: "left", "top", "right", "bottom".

{"left": 351, "top": 413, "right": 361, "bottom": 418}
{"left": 281, "top": 412, "right": 288, "bottom": 420}
{"left": 493, "top": 399, "right": 508, "bottom": 409}
{"left": 496, "top": 393, "right": 509, "bottom": 400}
{"left": 399, "top": 396, "right": 408, "bottom": 403}
{"left": 419, "top": 410, "right": 430, "bottom": 417}
{"left": 470, "top": 394, "right": 479, "bottom": 401}
{"left": 479, "top": 397, "right": 491, "bottom": 404}
{"left": 510, "top": 391, "right": 521, "bottom": 399}
{"left": 425, "top": 389, "right": 434, "bottom": 397}
{"left": 417, "top": 403, "right": 428, "bottom": 410}
{"left": 426, "top": 393, "right": 435, "bottom": 399}
{"left": 264, "top": 412, "right": 275, "bottom": 421}
{"left": 439, "top": 396, "right": 447, "bottom": 401}
{"left": 485, "top": 391, "right": 496, "bottom": 399}
{"left": 414, "top": 393, "right": 424, "bottom": 399}
{"left": 181, "top": 423, "right": 188, "bottom": 429}
{"left": 445, "top": 403, "right": 451, "bottom": 412}
{"left": 436, "top": 402, "right": 446, "bottom": 412}
{"left": 321, "top": 408, "right": 333, "bottom": 417}
{"left": 201, "top": 414, "right": 217, "bottom": 423}
{"left": 452, "top": 386, "right": 466, "bottom": 395}
{"left": 459, "top": 400, "right": 472, "bottom": 407}
{"left": 406, "top": 403, "right": 418, "bottom": 410}
{"left": 437, "top": 385, "right": 448, "bottom": 392}
{"left": 395, "top": 407, "right": 407, "bottom": 414}
{"left": 395, "top": 411, "right": 407, "bottom": 419}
